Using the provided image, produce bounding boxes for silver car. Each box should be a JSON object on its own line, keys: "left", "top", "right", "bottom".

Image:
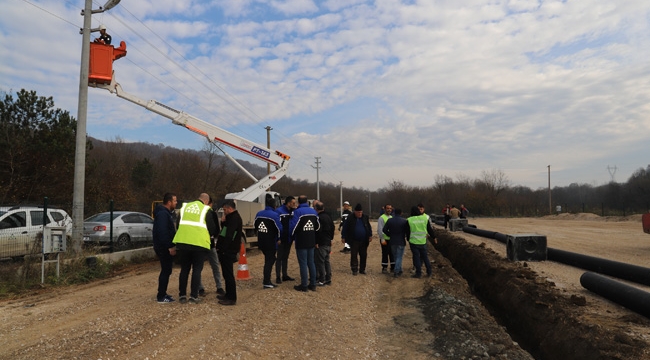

{"left": 83, "top": 211, "right": 154, "bottom": 250}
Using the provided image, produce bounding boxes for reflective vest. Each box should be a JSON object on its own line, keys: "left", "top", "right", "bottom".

{"left": 379, "top": 214, "right": 392, "bottom": 240}
{"left": 407, "top": 214, "right": 429, "bottom": 245}
{"left": 172, "top": 200, "right": 211, "bottom": 250}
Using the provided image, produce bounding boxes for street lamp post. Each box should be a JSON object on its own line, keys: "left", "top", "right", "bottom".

{"left": 71, "top": 0, "right": 120, "bottom": 251}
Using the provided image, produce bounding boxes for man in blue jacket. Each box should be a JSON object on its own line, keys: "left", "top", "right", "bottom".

{"left": 152, "top": 193, "right": 177, "bottom": 303}
{"left": 275, "top": 196, "right": 297, "bottom": 284}
{"left": 290, "top": 195, "right": 320, "bottom": 292}
{"left": 383, "top": 208, "right": 408, "bottom": 278}
{"left": 254, "top": 197, "right": 282, "bottom": 289}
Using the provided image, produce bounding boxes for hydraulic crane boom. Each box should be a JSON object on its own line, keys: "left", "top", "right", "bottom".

{"left": 92, "top": 78, "right": 290, "bottom": 202}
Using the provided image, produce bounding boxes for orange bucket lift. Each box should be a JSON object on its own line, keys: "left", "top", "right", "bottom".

{"left": 89, "top": 41, "right": 127, "bottom": 84}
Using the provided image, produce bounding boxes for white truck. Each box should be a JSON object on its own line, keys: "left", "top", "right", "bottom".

{"left": 88, "top": 41, "right": 290, "bottom": 245}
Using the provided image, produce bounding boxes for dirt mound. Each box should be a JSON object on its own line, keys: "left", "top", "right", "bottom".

{"left": 433, "top": 231, "right": 650, "bottom": 359}
{"left": 541, "top": 213, "right": 645, "bottom": 222}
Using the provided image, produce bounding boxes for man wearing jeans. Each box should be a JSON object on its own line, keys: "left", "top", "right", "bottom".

{"left": 153, "top": 192, "right": 177, "bottom": 303}
{"left": 314, "top": 201, "right": 333, "bottom": 286}
{"left": 406, "top": 206, "right": 436, "bottom": 278}
{"left": 382, "top": 208, "right": 408, "bottom": 278}
{"left": 290, "top": 195, "right": 320, "bottom": 292}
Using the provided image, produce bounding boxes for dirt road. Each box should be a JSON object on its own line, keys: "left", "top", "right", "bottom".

{"left": 1, "top": 215, "right": 649, "bottom": 359}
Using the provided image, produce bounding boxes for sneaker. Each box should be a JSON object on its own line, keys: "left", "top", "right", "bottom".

{"left": 263, "top": 283, "right": 277, "bottom": 289}
{"left": 217, "top": 294, "right": 227, "bottom": 300}
{"left": 316, "top": 281, "right": 325, "bottom": 287}
{"left": 198, "top": 289, "right": 206, "bottom": 297}
{"left": 411, "top": 274, "right": 422, "bottom": 279}
{"left": 179, "top": 295, "right": 188, "bottom": 304}
{"left": 308, "top": 284, "right": 317, "bottom": 291}
{"left": 293, "top": 285, "right": 308, "bottom": 292}
{"left": 359, "top": 270, "right": 366, "bottom": 275}
{"left": 324, "top": 280, "right": 332, "bottom": 286}
{"left": 218, "top": 299, "right": 236, "bottom": 306}
{"left": 189, "top": 297, "right": 202, "bottom": 304}
{"left": 282, "top": 276, "right": 295, "bottom": 281}
{"left": 276, "top": 277, "right": 283, "bottom": 284}
{"left": 157, "top": 295, "right": 175, "bottom": 303}
{"left": 216, "top": 288, "right": 226, "bottom": 296}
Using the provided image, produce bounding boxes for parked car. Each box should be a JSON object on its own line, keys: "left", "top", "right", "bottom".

{"left": 0, "top": 206, "right": 72, "bottom": 258}
{"left": 83, "top": 211, "right": 154, "bottom": 250}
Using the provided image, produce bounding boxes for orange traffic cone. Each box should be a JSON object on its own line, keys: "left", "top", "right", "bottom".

{"left": 236, "top": 242, "right": 252, "bottom": 281}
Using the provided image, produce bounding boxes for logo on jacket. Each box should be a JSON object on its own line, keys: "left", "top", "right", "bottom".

{"left": 303, "top": 220, "right": 314, "bottom": 231}
{"left": 257, "top": 222, "right": 268, "bottom": 233}
{"left": 186, "top": 203, "right": 201, "bottom": 215}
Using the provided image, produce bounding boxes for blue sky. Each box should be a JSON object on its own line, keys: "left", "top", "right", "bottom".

{"left": 2, "top": 0, "right": 650, "bottom": 191}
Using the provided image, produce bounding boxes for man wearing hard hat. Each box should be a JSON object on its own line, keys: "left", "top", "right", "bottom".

{"left": 94, "top": 24, "right": 112, "bottom": 45}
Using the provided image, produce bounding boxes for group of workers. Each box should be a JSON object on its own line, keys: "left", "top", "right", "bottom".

{"left": 152, "top": 192, "right": 441, "bottom": 306}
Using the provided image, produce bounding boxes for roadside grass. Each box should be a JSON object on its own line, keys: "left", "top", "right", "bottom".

{"left": 0, "top": 250, "right": 153, "bottom": 298}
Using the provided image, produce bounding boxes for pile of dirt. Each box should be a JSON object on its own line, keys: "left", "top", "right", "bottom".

{"left": 433, "top": 230, "right": 650, "bottom": 359}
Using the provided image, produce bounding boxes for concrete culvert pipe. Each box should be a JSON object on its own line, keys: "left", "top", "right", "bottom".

{"left": 580, "top": 271, "right": 650, "bottom": 319}
{"left": 548, "top": 248, "right": 650, "bottom": 286}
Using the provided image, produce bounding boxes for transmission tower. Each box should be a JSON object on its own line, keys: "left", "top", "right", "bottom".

{"left": 607, "top": 165, "right": 617, "bottom": 183}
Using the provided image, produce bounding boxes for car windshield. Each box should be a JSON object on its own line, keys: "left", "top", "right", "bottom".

{"left": 85, "top": 213, "right": 119, "bottom": 222}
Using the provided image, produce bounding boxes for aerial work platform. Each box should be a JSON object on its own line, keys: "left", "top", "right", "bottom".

{"left": 89, "top": 41, "right": 127, "bottom": 84}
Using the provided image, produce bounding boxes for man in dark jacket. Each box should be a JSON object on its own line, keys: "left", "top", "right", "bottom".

{"left": 254, "top": 197, "right": 282, "bottom": 289}
{"left": 341, "top": 203, "right": 373, "bottom": 275}
{"left": 382, "top": 208, "right": 408, "bottom": 278}
{"left": 216, "top": 199, "right": 243, "bottom": 305}
{"left": 152, "top": 193, "right": 177, "bottom": 303}
{"left": 275, "top": 196, "right": 297, "bottom": 284}
{"left": 314, "top": 201, "right": 334, "bottom": 285}
{"left": 290, "top": 195, "right": 320, "bottom": 292}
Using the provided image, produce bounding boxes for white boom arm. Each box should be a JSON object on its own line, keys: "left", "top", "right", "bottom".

{"left": 92, "top": 78, "right": 290, "bottom": 202}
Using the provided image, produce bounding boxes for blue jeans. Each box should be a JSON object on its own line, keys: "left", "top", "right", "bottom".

{"left": 409, "top": 243, "right": 431, "bottom": 276}
{"left": 391, "top": 244, "right": 405, "bottom": 275}
{"left": 295, "top": 247, "right": 316, "bottom": 287}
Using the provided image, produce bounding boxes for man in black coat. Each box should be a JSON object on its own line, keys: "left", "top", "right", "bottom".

{"left": 315, "top": 201, "right": 334, "bottom": 285}
{"left": 216, "top": 199, "right": 243, "bottom": 305}
{"left": 341, "top": 203, "right": 373, "bottom": 275}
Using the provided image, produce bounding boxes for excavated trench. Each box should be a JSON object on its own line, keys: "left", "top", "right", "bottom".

{"left": 428, "top": 230, "right": 649, "bottom": 360}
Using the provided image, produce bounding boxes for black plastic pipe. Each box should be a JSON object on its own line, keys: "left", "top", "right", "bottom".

{"left": 462, "top": 226, "right": 497, "bottom": 239}
{"left": 548, "top": 248, "right": 650, "bottom": 286}
{"left": 580, "top": 272, "right": 650, "bottom": 319}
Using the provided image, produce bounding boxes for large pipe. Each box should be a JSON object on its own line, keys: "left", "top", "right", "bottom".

{"left": 549, "top": 248, "right": 650, "bottom": 286}
{"left": 462, "top": 226, "right": 497, "bottom": 239}
{"left": 580, "top": 272, "right": 650, "bottom": 319}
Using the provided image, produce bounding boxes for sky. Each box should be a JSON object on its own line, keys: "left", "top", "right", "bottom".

{"left": 2, "top": 0, "right": 650, "bottom": 191}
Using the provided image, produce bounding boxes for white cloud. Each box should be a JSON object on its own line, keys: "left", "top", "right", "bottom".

{"left": 2, "top": 0, "right": 650, "bottom": 190}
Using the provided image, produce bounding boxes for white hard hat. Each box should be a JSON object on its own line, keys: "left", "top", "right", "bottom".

{"left": 99, "top": 24, "right": 106, "bottom": 30}
{"left": 343, "top": 201, "right": 350, "bottom": 205}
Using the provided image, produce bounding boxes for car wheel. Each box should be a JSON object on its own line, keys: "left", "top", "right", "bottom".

{"left": 116, "top": 234, "right": 131, "bottom": 250}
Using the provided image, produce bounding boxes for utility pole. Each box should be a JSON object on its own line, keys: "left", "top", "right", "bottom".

{"left": 548, "top": 165, "right": 553, "bottom": 215}
{"left": 265, "top": 126, "right": 272, "bottom": 175}
{"left": 312, "top": 157, "right": 321, "bottom": 199}
{"left": 368, "top": 190, "right": 372, "bottom": 218}
{"left": 72, "top": 0, "right": 94, "bottom": 251}
{"left": 72, "top": 0, "right": 121, "bottom": 251}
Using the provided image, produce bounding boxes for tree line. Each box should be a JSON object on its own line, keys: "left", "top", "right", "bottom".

{"left": 2, "top": 89, "right": 649, "bottom": 219}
